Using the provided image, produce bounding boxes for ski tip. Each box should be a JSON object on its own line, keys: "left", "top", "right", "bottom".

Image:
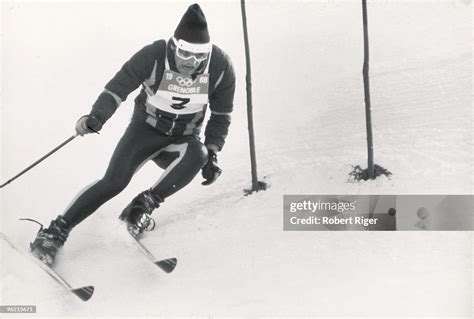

{"left": 71, "top": 286, "right": 94, "bottom": 301}
{"left": 156, "top": 258, "right": 177, "bottom": 273}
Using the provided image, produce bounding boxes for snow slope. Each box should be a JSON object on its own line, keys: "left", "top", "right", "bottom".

{"left": 1, "top": 1, "right": 472, "bottom": 317}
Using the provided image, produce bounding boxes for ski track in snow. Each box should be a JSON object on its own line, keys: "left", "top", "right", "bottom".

{"left": 1, "top": 1, "right": 472, "bottom": 317}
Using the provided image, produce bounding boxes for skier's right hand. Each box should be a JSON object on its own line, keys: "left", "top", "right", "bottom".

{"left": 75, "top": 115, "right": 103, "bottom": 136}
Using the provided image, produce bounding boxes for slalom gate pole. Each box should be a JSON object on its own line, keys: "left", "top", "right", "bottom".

{"left": 362, "top": 0, "right": 375, "bottom": 179}
{"left": 241, "top": 0, "right": 263, "bottom": 192}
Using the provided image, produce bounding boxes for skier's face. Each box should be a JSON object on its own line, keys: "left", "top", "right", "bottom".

{"left": 172, "top": 38, "right": 210, "bottom": 76}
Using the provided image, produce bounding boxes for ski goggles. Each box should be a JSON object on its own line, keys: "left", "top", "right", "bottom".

{"left": 172, "top": 37, "right": 211, "bottom": 62}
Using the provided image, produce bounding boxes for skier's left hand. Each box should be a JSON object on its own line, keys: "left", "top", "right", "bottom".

{"left": 201, "top": 150, "right": 222, "bottom": 186}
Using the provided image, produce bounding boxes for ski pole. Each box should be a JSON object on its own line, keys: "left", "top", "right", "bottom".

{"left": 0, "top": 135, "right": 77, "bottom": 188}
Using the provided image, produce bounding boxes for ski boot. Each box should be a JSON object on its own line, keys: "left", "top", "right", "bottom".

{"left": 30, "top": 215, "right": 70, "bottom": 266}
{"left": 119, "top": 190, "right": 161, "bottom": 236}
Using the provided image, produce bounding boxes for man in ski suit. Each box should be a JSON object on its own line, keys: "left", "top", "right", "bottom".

{"left": 31, "top": 3, "right": 235, "bottom": 265}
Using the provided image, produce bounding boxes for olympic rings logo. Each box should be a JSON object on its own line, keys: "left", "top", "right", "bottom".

{"left": 176, "top": 76, "right": 195, "bottom": 87}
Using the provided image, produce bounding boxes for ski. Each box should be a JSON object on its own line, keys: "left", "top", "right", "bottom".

{"left": 0, "top": 232, "right": 94, "bottom": 301}
{"left": 126, "top": 229, "right": 177, "bottom": 273}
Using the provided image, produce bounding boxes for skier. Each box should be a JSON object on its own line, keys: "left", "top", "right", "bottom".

{"left": 30, "top": 3, "right": 235, "bottom": 265}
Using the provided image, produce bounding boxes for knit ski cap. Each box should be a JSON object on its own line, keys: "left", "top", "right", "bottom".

{"left": 174, "top": 4, "right": 210, "bottom": 44}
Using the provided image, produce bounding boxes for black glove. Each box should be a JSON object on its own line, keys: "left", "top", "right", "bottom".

{"left": 75, "top": 115, "right": 103, "bottom": 136}
{"left": 201, "top": 150, "right": 222, "bottom": 186}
